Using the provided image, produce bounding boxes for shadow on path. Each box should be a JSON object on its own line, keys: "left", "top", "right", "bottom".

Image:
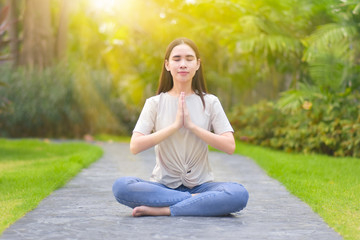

{"left": 1, "top": 143, "right": 342, "bottom": 240}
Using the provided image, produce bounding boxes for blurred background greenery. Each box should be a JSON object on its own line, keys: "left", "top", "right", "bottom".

{"left": 0, "top": 0, "right": 359, "bottom": 157}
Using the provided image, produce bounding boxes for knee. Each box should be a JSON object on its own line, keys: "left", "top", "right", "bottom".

{"left": 226, "top": 183, "right": 249, "bottom": 211}
{"left": 112, "top": 176, "right": 138, "bottom": 200}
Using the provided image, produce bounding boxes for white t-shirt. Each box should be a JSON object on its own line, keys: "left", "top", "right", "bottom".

{"left": 133, "top": 92, "right": 234, "bottom": 188}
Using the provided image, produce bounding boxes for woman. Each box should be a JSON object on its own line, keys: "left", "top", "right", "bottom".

{"left": 112, "top": 37, "right": 249, "bottom": 217}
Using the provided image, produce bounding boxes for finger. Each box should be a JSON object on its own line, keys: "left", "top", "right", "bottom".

{"left": 178, "top": 92, "right": 183, "bottom": 109}
{"left": 182, "top": 94, "right": 187, "bottom": 112}
{"left": 183, "top": 97, "right": 192, "bottom": 129}
{"left": 180, "top": 92, "right": 185, "bottom": 126}
{"left": 180, "top": 92, "right": 185, "bottom": 110}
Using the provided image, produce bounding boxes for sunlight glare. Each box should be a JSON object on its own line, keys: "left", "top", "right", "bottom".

{"left": 185, "top": 0, "right": 196, "bottom": 4}
{"left": 88, "top": 0, "right": 122, "bottom": 13}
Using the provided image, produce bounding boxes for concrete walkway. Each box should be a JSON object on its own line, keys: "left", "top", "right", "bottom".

{"left": 1, "top": 143, "right": 342, "bottom": 240}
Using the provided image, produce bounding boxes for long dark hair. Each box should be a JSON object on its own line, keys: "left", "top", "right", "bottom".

{"left": 156, "top": 37, "right": 207, "bottom": 108}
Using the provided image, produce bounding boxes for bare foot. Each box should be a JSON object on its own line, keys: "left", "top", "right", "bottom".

{"left": 132, "top": 206, "right": 171, "bottom": 217}
{"left": 191, "top": 193, "right": 199, "bottom": 196}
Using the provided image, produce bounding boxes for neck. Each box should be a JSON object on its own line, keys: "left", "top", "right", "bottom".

{"left": 169, "top": 84, "right": 193, "bottom": 96}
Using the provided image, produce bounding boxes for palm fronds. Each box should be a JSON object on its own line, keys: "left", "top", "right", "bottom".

{"left": 236, "top": 15, "right": 302, "bottom": 56}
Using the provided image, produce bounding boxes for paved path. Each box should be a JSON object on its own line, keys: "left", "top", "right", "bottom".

{"left": 1, "top": 143, "right": 342, "bottom": 240}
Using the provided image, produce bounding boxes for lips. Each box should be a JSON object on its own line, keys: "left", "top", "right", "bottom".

{"left": 178, "top": 71, "right": 189, "bottom": 75}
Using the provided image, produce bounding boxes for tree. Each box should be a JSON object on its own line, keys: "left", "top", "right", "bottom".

{"left": 0, "top": 3, "right": 9, "bottom": 63}
{"left": 21, "top": 0, "right": 54, "bottom": 69}
{"left": 55, "top": 0, "right": 69, "bottom": 60}
{"left": 7, "top": 0, "right": 19, "bottom": 66}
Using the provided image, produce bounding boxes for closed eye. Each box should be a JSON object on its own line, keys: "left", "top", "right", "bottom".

{"left": 171, "top": 55, "right": 196, "bottom": 61}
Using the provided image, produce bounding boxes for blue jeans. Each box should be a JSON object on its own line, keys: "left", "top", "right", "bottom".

{"left": 112, "top": 177, "right": 249, "bottom": 216}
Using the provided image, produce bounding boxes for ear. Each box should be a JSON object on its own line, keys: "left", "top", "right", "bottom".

{"left": 165, "top": 60, "right": 170, "bottom": 71}
{"left": 196, "top": 58, "right": 201, "bottom": 70}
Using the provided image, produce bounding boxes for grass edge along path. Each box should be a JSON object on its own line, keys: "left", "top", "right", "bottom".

{"left": 235, "top": 141, "right": 359, "bottom": 240}
{"left": 0, "top": 138, "right": 103, "bottom": 235}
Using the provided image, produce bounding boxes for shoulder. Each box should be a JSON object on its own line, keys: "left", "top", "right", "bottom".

{"left": 140, "top": 95, "right": 159, "bottom": 112}
{"left": 203, "top": 94, "right": 226, "bottom": 115}
{"left": 144, "top": 92, "right": 173, "bottom": 110}
{"left": 203, "top": 93, "right": 221, "bottom": 105}
{"left": 145, "top": 93, "right": 163, "bottom": 105}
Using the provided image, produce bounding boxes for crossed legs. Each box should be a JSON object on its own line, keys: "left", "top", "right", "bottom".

{"left": 112, "top": 177, "right": 249, "bottom": 217}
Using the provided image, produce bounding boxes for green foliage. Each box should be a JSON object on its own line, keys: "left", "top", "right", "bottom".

{"left": 0, "top": 80, "right": 11, "bottom": 116}
{"left": 64, "top": 0, "right": 329, "bottom": 109}
{"left": 0, "top": 138, "right": 103, "bottom": 234}
{"left": 230, "top": 91, "right": 360, "bottom": 157}
{"left": 230, "top": 0, "right": 360, "bottom": 158}
{"left": 2, "top": 0, "right": 360, "bottom": 142}
{"left": 303, "top": 1, "right": 360, "bottom": 90}
{"left": 234, "top": 141, "right": 360, "bottom": 240}
{"left": 0, "top": 64, "right": 138, "bottom": 138}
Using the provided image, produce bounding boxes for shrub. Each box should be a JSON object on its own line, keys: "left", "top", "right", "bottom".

{"left": 0, "top": 64, "right": 138, "bottom": 138}
{"left": 0, "top": 81, "right": 11, "bottom": 117}
{"left": 230, "top": 93, "right": 360, "bottom": 157}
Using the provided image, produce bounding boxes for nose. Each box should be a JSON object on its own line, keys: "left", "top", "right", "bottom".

{"left": 179, "top": 59, "right": 187, "bottom": 68}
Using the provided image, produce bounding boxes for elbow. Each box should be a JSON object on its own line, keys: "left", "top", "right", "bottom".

{"left": 129, "top": 142, "right": 139, "bottom": 155}
{"left": 227, "top": 141, "right": 236, "bottom": 155}
{"left": 227, "top": 148, "right": 235, "bottom": 155}
{"left": 130, "top": 133, "right": 147, "bottom": 154}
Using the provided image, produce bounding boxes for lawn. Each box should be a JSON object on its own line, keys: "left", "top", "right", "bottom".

{"left": 0, "top": 138, "right": 103, "bottom": 234}
{"left": 94, "top": 134, "right": 131, "bottom": 143}
{"left": 235, "top": 141, "right": 360, "bottom": 240}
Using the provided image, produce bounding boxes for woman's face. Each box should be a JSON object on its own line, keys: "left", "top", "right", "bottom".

{"left": 165, "top": 43, "right": 200, "bottom": 84}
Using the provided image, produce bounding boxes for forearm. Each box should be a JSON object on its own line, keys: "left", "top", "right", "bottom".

{"left": 130, "top": 124, "right": 178, "bottom": 154}
{"left": 189, "top": 125, "right": 235, "bottom": 155}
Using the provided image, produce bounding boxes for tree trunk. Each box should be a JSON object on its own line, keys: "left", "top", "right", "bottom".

{"left": 21, "top": 0, "right": 54, "bottom": 69}
{"left": 7, "top": 0, "right": 19, "bottom": 66}
{"left": 55, "top": 0, "right": 69, "bottom": 60}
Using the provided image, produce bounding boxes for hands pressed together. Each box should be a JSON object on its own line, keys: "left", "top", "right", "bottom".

{"left": 174, "top": 92, "right": 195, "bottom": 131}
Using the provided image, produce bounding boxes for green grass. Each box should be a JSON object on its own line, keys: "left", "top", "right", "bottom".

{"left": 234, "top": 141, "right": 360, "bottom": 240}
{"left": 94, "top": 134, "right": 131, "bottom": 143}
{"left": 0, "top": 138, "right": 103, "bottom": 234}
